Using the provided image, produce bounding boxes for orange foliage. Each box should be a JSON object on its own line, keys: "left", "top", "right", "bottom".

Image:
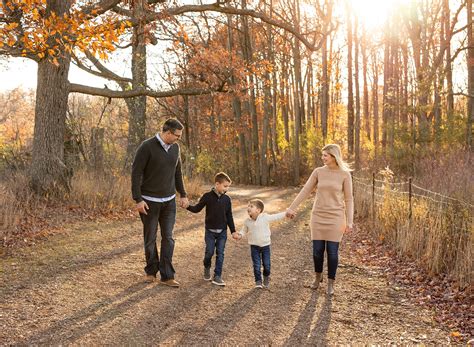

{"left": 0, "top": 0, "right": 131, "bottom": 62}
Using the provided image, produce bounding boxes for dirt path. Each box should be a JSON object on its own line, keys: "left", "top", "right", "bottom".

{"left": 1, "top": 186, "right": 449, "bottom": 345}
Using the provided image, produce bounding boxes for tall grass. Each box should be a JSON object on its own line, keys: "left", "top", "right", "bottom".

{"left": 354, "top": 171, "right": 472, "bottom": 289}
{"left": 1, "top": 170, "right": 207, "bottom": 247}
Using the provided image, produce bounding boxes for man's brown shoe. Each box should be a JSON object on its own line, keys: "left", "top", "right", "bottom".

{"left": 144, "top": 275, "right": 156, "bottom": 283}
{"left": 160, "top": 279, "right": 180, "bottom": 287}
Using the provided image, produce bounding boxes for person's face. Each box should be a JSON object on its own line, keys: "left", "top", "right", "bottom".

{"left": 321, "top": 150, "right": 336, "bottom": 166}
{"left": 163, "top": 129, "right": 182, "bottom": 144}
{"left": 247, "top": 203, "right": 262, "bottom": 219}
{"left": 215, "top": 180, "right": 231, "bottom": 194}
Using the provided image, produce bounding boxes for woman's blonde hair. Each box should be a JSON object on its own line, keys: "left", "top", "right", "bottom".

{"left": 322, "top": 144, "right": 352, "bottom": 172}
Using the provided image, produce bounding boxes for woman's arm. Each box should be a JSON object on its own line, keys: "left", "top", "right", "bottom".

{"left": 288, "top": 169, "right": 319, "bottom": 212}
{"left": 343, "top": 172, "right": 354, "bottom": 228}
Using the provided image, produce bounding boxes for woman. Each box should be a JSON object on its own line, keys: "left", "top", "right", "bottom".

{"left": 286, "top": 144, "right": 354, "bottom": 295}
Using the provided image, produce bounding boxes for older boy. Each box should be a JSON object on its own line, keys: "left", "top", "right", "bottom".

{"left": 186, "top": 172, "right": 239, "bottom": 286}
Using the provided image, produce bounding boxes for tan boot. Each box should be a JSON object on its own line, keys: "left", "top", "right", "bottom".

{"left": 311, "top": 272, "right": 323, "bottom": 289}
{"left": 328, "top": 279, "right": 335, "bottom": 295}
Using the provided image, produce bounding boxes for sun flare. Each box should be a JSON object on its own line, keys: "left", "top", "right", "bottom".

{"left": 350, "top": 0, "right": 411, "bottom": 30}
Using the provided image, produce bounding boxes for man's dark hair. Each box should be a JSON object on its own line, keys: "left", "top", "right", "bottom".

{"left": 162, "top": 118, "right": 184, "bottom": 133}
{"left": 214, "top": 172, "right": 232, "bottom": 184}
{"left": 249, "top": 199, "right": 264, "bottom": 212}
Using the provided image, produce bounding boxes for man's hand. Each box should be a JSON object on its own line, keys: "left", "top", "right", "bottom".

{"left": 345, "top": 225, "right": 354, "bottom": 233}
{"left": 232, "top": 233, "right": 241, "bottom": 240}
{"left": 179, "top": 197, "right": 189, "bottom": 208}
{"left": 286, "top": 209, "right": 296, "bottom": 219}
{"left": 136, "top": 201, "right": 149, "bottom": 215}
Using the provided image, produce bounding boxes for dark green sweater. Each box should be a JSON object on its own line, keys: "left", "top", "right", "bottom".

{"left": 131, "top": 136, "right": 186, "bottom": 203}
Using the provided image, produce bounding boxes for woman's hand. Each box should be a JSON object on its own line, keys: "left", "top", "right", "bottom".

{"left": 286, "top": 209, "right": 296, "bottom": 219}
{"left": 345, "top": 225, "right": 353, "bottom": 233}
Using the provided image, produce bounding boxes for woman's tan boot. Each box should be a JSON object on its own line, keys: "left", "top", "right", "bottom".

{"left": 327, "top": 279, "right": 335, "bottom": 295}
{"left": 311, "top": 272, "right": 323, "bottom": 289}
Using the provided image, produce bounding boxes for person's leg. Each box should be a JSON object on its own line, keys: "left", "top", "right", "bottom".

{"left": 250, "top": 245, "right": 262, "bottom": 283}
{"left": 140, "top": 200, "right": 160, "bottom": 277}
{"left": 262, "top": 245, "right": 271, "bottom": 277}
{"left": 312, "top": 240, "right": 325, "bottom": 273}
{"left": 262, "top": 245, "right": 271, "bottom": 288}
{"left": 326, "top": 241, "right": 340, "bottom": 280}
{"left": 312, "top": 240, "right": 325, "bottom": 289}
{"left": 158, "top": 199, "right": 177, "bottom": 281}
{"left": 203, "top": 229, "right": 216, "bottom": 270}
{"left": 214, "top": 231, "right": 227, "bottom": 278}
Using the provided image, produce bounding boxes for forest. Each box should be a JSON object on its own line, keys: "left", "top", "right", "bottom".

{"left": 1, "top": 0, "right": 472, "bottom": 343}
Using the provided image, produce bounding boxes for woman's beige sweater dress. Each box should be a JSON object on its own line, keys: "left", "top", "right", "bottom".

{"left": 289, "top": 166, "right": 354, "bottom": 242}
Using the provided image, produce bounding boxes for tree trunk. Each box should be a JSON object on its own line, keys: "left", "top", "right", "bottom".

{"left": 320, "top": 35, "right": 329, "bottom": 141}
{"left": 468, "top": 0, "right": 474, "bottom": 150}
{"left": 30, "top": 0, "right": 72, "bottom": 195}
{"left": 227, "top": 14, "right": 249, "bottom": 183}
{"left": 361, "top": 26, "right": 370, "bottom": 141}
{"left": 444, "top": 0, "right": 454, "bottom": 129}
{"left": 125, "top": 0, "right": 147, "bottom": 167}
{"left": 241, "top": 6, "right": 260, "bottom": 184}
{"left": 354, "top": 16, "right": 361, "bottom": 170}
{"left": 372, "top": 52, "right": 379, "bottom": 158}
{"left": 346, "top": 5, "right": 355, "bottom": 156}
{"left": 90, "top": 127, "right": 105, "bottom": 172}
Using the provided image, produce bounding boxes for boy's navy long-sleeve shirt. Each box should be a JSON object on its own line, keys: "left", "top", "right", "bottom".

{"left": 187, "top": 189, "right": 236, "bottom": 233}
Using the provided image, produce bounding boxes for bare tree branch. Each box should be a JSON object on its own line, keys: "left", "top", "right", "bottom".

{"left": 69, "top": 83, "right": 226, "bottom": 98}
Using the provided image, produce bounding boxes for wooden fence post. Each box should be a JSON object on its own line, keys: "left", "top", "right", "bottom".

{"left": 372, "top": 172, "right": 376, "bottom": 224}
{"left": 408, "top": 177, "right": 413, "bottom": 222}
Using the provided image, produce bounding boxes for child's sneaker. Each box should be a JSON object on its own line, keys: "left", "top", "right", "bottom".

{"left": 263, "top": 276, "right": 270, "bottom": 289}
{"left": 203, "top": 267, "right": 211, "bottom": 281}
{"left": 255, "top": 280, "right": 263, "bottom": 289}
{"left": 212, "top": 275, "right": 226, "bottom": 286}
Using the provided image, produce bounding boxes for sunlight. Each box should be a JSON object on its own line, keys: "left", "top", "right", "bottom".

{"left": 350, "top": 0, "right": 410, "bottom": 30}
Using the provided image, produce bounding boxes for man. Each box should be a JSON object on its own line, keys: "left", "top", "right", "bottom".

{"left": 131, "top": 118, "right": 189, "bottom": 287}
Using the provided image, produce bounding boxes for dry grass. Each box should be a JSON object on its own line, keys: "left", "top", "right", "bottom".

{"left": 354, "top": 175, "right": 472, "bottom": 289}
{"left": 0, "top": 170, "right": 209, "bottom": 247}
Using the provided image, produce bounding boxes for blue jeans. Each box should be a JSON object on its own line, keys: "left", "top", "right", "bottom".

{"left": 250, "top": 245, "right": 271, "bottom": 282}
{"left": 204, "top": 229, "right": 227, "bottom": 277}
{"left": 140, "top": 199, "right": 176, "bottom": 280}
{"left": 313, "top": 240, "right": 340, "bottom": 280}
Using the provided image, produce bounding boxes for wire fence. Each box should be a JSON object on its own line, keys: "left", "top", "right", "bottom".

{"left": 352, "top": 173, "right": 472, "bottom": 288}
{"left": 353, "top": 174, "right": 473, "bottom": 233}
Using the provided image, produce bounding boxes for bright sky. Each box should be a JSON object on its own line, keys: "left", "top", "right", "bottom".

{"left": 0, "top": 0, "right": 467, "bottom": 93}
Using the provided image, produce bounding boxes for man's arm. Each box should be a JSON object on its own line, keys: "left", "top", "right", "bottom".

{"left": 175, "top": 151, "right": 187, "bottom": 198}
{"left": 131, "top": 142, "right": 148, "bottom": 203}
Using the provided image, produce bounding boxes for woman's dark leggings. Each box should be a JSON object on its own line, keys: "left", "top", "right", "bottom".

{"left": 312, "top": 240, "right": 340, "bottom": 280}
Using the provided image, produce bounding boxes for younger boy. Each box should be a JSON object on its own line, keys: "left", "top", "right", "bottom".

{"left": 186, "top": 172, "right": 239, "bottom": 286}
{"left": 238, "top": 199, "right": 287, "bottom": 289}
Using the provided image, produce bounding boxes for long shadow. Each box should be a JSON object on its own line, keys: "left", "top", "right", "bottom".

{"left": 284, "top": 290, "right": 320, "bottom": 346}
{"left": 2, "top": 242, "right": 143, "bottom": 296}
{"left": 175, "top": 289, "right": 264, "bottom": 345}
{"left": 104, "top": 280, "right": 227, "bottom": 345}
{"left": 15, "top": 281, "right": 152, "bottom": 345}
{"left": 284, "top": 292, "right": 332, "bottom": 347}
{"left": 309, "top": 295, "right": 332, "bottom": 346}
{"left": 3, "top": 220, "right": 206, "bottom": 297}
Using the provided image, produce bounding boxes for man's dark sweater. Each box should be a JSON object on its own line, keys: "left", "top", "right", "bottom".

{"left": 131, "top": 136, "right": 186, "bottom": 203}
{"left": 187, "top": 189, "right": 236, "bottom": 233}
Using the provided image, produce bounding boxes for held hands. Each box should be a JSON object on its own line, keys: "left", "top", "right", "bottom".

{"left": 345, "top": 225, "right": 354, "bottom": 233}
{"left": 232, "top": 232, "right": 242, "bottom": 240}
{"left": 136, "top": 201, "right": 149, "bottom": 215}
{"left": 179, "top": 197, "right": 189, "bottom": 209}
{"left": 285, "top": 209, "right": 296, "bottom": 219}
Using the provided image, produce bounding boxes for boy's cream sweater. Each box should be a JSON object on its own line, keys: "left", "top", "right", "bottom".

{"left": 239, "top": 212, "right": 286, "bottom": 247}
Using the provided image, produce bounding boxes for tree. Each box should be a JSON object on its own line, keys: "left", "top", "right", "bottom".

{"left": 1, "top": 0, "right": 331, "bottom": 194}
